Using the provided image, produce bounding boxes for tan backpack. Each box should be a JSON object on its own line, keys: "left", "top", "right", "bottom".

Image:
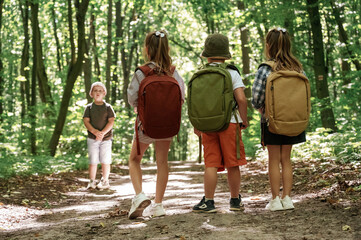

{"left": 262, "top": 61, "right": 311, "bottom": 136}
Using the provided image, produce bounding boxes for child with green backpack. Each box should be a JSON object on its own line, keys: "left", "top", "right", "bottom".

{"left": 188, "top": 33, "right": 248, "bottom": 213}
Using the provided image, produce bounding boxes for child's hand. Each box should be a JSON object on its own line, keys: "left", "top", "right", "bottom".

{"left": 134, "top": 107, "right": 138, "bottom": 114}
{"left": 95, "top": 131, "right": 105, "bottom": 141}
{"left": 240, "top": 121, "right": 248, "bottom": 129}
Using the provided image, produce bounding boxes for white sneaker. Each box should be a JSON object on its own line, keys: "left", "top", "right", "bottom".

{"left": 97, "top": 179, "right": 110, "bottom": 189}
{"left": 128, "top": 192, "right": 151, "bottom": 219}
{"left": 87, "top": 179, "right": 96, "bottom": 189}
{"left": 281, "top": 196, "right": 295, "bottom": 210}
{"left": 265, "top": 196, "right": 283, "bottom": 211}
{"left": 151, "top": 203, "right": 166, "bottom": 217}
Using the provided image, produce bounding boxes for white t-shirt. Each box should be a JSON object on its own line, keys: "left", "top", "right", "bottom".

{"left": 209, "top": 62, "right": 245, "bottom": 123}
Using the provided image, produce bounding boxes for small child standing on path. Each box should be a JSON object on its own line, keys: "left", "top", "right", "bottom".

{"left": 191, "top": 33, "right": 248, "bottom": 213}
{"left": 252, "top": 28, "right": 308, "bottom": 211}
{"left": 127, "top": 30, "right": 185, "bottom": 219}
{"left": 83, "top": 82, "right": 116, "bottom": 190}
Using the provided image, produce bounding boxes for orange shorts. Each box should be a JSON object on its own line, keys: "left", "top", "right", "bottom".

{"left": 202, "top": 123, "right": 246, "bottom": 171}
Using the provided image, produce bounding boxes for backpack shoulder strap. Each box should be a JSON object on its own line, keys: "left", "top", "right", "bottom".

{"left": 226, "top": 64, "right": 241, "bottom": 75}
{"left": 135, "top": 65, "right": 153, "bottom": 77}
{"left": 258, "top": 61, "right": 275, "bottom": 70}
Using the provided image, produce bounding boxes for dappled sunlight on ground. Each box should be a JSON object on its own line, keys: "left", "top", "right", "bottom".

{"left": 0, "top": 160, "right": 360, "bottom": 239}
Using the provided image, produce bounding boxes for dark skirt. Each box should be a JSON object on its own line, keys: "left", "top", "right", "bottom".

{"left": 261, "top": 122, "right": 306, "bottom": 146}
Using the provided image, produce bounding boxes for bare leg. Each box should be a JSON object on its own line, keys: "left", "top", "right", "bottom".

{"left": 280, "top": 145, "right": 293, "bottom": 198}
{"left": 89, "top": 164, "right": 97, "bottom": 180}
{"left": 227, "top": 166, "right": 240, "bottom": 198}
{"left": 129, "top": 140, "right": 149, "bottom": 195}
{"left": 204, "top": 167, "right": 218, "bottom": 199}
{"left": 154, "top": 140, "right": 171, "bottom": 203}
{"left": 267, "top": 145, "right": 281, "bottom": 199}
{"left": 101, "top": 164, "right": 111, "bottom": 181}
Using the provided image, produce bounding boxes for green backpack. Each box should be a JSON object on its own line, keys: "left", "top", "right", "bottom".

{"left": 188, "top": 63, "right": 238, "bottom": 132}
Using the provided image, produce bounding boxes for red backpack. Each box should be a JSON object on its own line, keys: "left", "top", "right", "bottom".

{"left": 135, "top": 65, "right": 182, "bottom": 154}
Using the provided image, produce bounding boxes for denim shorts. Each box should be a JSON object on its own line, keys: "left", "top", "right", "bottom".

{"left": 87, "top": 138, "right": 112, "bottom": 164}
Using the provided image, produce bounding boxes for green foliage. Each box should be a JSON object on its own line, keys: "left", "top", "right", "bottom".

{"left": 0, "top": 152, "right": 88, "bottom": 179}
{"left": 0, "top": 0, "right": 361, "bottom": 180}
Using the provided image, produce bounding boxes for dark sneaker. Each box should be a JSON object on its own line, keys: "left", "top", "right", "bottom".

{"left": 230, "top": 194, "right": 245, "bottom": 211}
{"left": 193, "top": 196, "right": 217, "bottom": 213}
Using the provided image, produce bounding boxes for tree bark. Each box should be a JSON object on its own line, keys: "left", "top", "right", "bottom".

{"left": 330, "top": 0, "right": 361, "bottom": 71}
{"left": 306, "top": 0, "right": 337, "bottom": 131}
{"left": 83, "top": 39, "right": 92, "bottom": 103}
{"left": 90, "top": 7, "right": 101, "bottom": 80}
{"left": 106, "top": 0, "right": 112, "bottom": 102}
{"left": 111, "top": 0, "right": 121, "bottom": 105}
{"left": 31, "top": 2, "right": 54, "bottom": 109}
{"left": 0, "top": 0, "right": 4, "bottom": 121}
{"left": 237, "top": 1, "right": 253, "bottom": 122}
{"left": 51, "top": 0, "right": 63, "bottom": 71}
{"left": 19, "top": 0, "right": 31, "bottom": 122}
{"left": 68, "top": 0, "right": 75, "bottom": 64}
{"left": 49, "top": 0, "right": 90, "bottom": 156}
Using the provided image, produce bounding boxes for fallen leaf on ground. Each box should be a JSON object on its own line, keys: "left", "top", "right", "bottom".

{"left": 251, "top": 197, "right": 261, "bottom": 200}
{"left": 342, "top": 225, "right": 351, "bottom": 231}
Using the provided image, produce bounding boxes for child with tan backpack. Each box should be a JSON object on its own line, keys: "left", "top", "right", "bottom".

{"left": 252, "top": 28, "right": 311, "bottom": 211}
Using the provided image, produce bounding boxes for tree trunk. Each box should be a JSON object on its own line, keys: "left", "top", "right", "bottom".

{"left": 19, "top": 0, "right": 31, "bottom": 124}
{"left": 51, "top": 0, "right": 63, "bottom": 72}
{"left": 90, "top": 7, "right": 101, "bottom": 80}
{"left": 0, "top": 0, "right": 4, "bottom": 121}
{"left": 120, "top": 7, "right": 136, "bottom": 109}
{"left": 31, "top": 2, "right": 54, "bottom": 109}
{"left": 49, "top": 0, "right": 90, "bottom": 156}
{"left": 83, "top": 39, "right": 92, "bottom": 103}
{"left": 30, "top": 1, "right": 38, "bottom": 154}
{"left": 68, "top": 0, "right": 75, "bottom": 64}
{"left": 106, "top": 0, "right": 112, "bottom": 102}
{"left": 306, "top": 0, "right": 337, "bottom": 131}
{"left": 111, "top": 0, "right": 121, "bottom": 105}
{"left": 237, "top": 1, "right": 253, "bottom": 122}
{"left": 83, "top": 7, "right": 93, "bottom": 103}
{"left": 330, "top": 0, "right": 361, "bottom": 71}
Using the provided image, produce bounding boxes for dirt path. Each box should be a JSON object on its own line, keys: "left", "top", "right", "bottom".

{"left": 1, "top": 160, "right": 360, "bottom": 240}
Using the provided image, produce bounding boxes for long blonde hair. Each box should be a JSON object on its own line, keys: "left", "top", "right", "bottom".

{"left": 144, "top": 30, "right": 172, "bottom": 75}
{"left": 265, "top": 28, "right": 302, "bottom": 72}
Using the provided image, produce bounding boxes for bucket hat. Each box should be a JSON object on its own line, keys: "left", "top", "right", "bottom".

{"left": 201, "top": 33, "right": 231, "bottom": 59}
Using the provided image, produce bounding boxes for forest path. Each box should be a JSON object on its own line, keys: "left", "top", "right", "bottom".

{"left": 1, "top": 160, "right": 360, "bottom": 239}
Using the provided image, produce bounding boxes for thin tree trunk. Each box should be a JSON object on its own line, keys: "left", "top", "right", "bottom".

{"left": 0, "top": 0, "right": 4, "bottom": 121}
{"left": 306, "top": 0, "right": 337, "bottom": 131}
{"left": 330, "top": 0, "right": 361, "bottom": 71}
{"left": 111, "top": 0, "right": 121, "bottom": 105}
{"left": 68, "top": 0, "right": 75, "bottom": 64}
{"left": 237, "top": 1, "right": 253, "bottom": 122}
{"left": 30, "top": 1, "right": 38, "bottom": 154}
{"left": 83, "top": 8, "right": 93, "bottom": 103}
{"left": 31, "top": 2, "right": 54, "bottom": 106}
{"left": 49, "top": 0, "right": 90, "bottom": 156}
{"left": 90, "top": 8, "right": 101, "bottom": 79}
{"left": 19, "top": 0, "right": 30, "bottom": 124}
{"left": 106, "top": 0, "right": 112, "bottom": 102}
{"left": 51, "top": 0, "right": 62, "bottom": 72}
{"left": 83, "top": 39, "right": 92, "bottom": 103}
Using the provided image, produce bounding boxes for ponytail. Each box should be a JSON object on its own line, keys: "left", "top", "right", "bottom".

{"left": 143, "top": 30, "right": 172, "bottom": 75}
{"left": 266, "top": 28, "right": 302, "bottom": 72}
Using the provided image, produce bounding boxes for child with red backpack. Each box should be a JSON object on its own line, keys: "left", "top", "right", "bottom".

{"left": 189, "top": 33, "right": 248, "bottom": 213}
{"left": 252, "top": 28, "right": 310, "bottom": 211}
{"left": 127, "top": 30, "right": 185, "bottom": 219}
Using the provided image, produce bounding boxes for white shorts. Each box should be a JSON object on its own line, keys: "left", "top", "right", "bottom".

{"left": 87, "top": 138, "right": 112, "bottom": 165}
